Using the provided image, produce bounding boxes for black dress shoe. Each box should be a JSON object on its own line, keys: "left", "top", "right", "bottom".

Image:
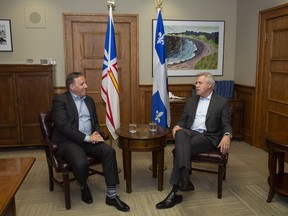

{"left": 179, "top": 178, "right": 195, "bottom": 191}
{"left": 106, "top": 196, "right": 130, "bottom": 212}
{"left": 81, "top": 187, "right": 93, "bottom": 204}
{"left": 156, "top": 191, "right": 183, "bottom": 209}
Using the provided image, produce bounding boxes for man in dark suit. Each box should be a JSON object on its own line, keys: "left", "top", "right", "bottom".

{"left": 51, "top": 72, "right": 130, "bottom": 212}
{"left": 156, "top": 72, "right": 232, "bottom": 209}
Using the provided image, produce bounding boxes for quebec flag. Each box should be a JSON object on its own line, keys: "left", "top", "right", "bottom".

{"left": 151, "top": 10, "right": 170, "bottom": 128}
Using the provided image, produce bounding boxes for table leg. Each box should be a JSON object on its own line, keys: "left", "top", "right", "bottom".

{"left": 123, "top": 150, "right": 132, "bottom": 193}
{"left": 267, "top": 151, "right": 277, "bottom": 202}
{"left": 152, "top": 151, "right": 157, "bottom": 178}
{"left": 278, "top": 152, "right": 285, "bottom": 174}
{"left": 122, "top": 150, "right": 126, "bottom": 180}
{"left": 157, "top": 148, "right": 164, "bottom": 191}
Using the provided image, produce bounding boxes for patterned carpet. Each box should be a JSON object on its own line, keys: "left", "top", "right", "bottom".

{"left": 1, "top": 141, "right": 288, "bottom": 216}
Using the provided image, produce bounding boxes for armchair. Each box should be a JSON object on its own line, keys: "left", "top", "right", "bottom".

{"left": 38, "top": 111, "right": 109, "bottom": 209}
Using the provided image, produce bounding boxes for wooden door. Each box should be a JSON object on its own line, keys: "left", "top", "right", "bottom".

{"left": 63, "top": 13, "right": 139, "bottom": 134}
{"left": 254, "top": 3, "right": 288, "bottom": 148}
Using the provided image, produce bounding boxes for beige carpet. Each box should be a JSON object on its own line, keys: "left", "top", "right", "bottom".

{"left": 1, "top": 141, "right": 288, "bottom": 216}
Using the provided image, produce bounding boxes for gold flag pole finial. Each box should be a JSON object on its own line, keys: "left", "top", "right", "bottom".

{"left": 107, "top": 0, "right": 116, "bottom": 10}
{"left": 155, "top": 0, "right": 163, "bottom": 11}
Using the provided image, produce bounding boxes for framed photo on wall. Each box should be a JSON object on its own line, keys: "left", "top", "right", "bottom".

{"left": 0, "top": 19, "right": 13, "bottom": 52}
{"left": 152, "top": 20, "right": 225, "bottom": 76}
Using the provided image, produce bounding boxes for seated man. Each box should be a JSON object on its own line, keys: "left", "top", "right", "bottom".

{"left": 51, "top": 72, "right": 130, "bottom": 212}
{"left": 156, "top": 72, "right": 232, "bottom": 209}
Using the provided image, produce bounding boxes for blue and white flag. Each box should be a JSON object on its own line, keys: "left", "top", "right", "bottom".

{"left": 101, "top": 6, "right": 120, "bottom": 139}
{"left": 151, "top": 9, "right": 170, "bottom": 128}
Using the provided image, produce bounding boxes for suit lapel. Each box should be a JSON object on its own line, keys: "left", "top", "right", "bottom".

{"left": 206, "top": 92, "right": 217, "bottom": 120}
{"left": 84, "top": 97, "right": 95, "bottom": 129}
{"left": 191, "top": 95, "right": 200, "bottom": 118}
{"left": 84, "top": 97, "right": 93, "bottom": 114}
{"left": 66, "top": 92, "right": 79, "bottom": 125}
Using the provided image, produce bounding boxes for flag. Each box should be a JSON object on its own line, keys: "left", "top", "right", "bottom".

{"left": 101, "top": 7, "right": 120, "bottom": 139}
{"left": 151, "top": 9, "right": 170, "bottom": 128}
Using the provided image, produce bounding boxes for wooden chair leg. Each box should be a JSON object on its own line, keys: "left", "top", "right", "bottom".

{"left": 217, "top": 165, "right": 224, "bottom": 199}
{"left": 48, "top": 165, "right": 54, "bottom": 191}
{"left": 63, "top": 172, "right": 71, "bottom": 210}
{"left": 223, "top": 163, "right": 227, "bottom": 180}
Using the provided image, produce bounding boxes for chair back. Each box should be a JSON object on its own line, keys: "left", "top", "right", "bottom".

{"left": 215, "top": 80, "right": 234, "bottom": 99}
{"left": 38, "top": 111, "right": 54, "bottom": 141}
{"left": 38, "top": 111, "right": 62, "bottom": 171}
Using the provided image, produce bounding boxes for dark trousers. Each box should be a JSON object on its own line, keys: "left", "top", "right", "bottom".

{"left": 60, "top": 141, "right": 119, "bottom": 187}
{"left": 170, "top": 129, "right": 215, "bottom": 185}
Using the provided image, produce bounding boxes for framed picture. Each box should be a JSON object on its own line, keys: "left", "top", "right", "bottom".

{"left": 0, "top": 19, "right": 13, "bottom": 52}
{"left": 152, "top": 20, "right": 225, "bottom": 76}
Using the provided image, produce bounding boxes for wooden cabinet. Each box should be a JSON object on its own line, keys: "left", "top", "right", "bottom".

{"left": 0, "top": 64, "right": 54, "bottom": 147}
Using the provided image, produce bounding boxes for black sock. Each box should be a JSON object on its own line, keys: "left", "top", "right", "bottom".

{"left": 172, "top": 184, "right": 179, "bottom": 193}
{"left": 81, "top": 183, "right": 89, "bottom": 189}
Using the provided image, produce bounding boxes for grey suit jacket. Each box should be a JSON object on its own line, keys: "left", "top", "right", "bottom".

{"left": 176, "top": 91, "right": 232, "bottom": 147}
{"left": 51, "top": 92, "right": 101, "bottom": 148}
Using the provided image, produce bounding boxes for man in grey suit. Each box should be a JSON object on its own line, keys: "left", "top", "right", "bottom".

{"left": 51, "top": 72, "right": 130, "bottom": 212}
{"left": 156, "top": 72, "right": 232, "bottom": 209}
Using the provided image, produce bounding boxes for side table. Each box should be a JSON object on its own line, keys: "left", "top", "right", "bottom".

{"left": 265, "top": 130, "right": 288, "bottom": 202}
{"left": 116, "top": 124, "right": 169, "bottom": 193}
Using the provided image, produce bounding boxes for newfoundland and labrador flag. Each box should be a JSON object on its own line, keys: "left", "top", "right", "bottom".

{"left": 101, "top": 7, "right": 120, "bottom": 139}
{"left": 151, "top": 10, "right": 170, "bottom": 128}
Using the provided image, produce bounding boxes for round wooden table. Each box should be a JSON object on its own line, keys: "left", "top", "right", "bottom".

{"left": 265, "top": 130, "right": 288, "bottom": 202}
{"left": 116, "top": 124, "right": 169, "bottom": 193}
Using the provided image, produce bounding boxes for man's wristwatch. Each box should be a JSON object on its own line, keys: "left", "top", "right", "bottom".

{"left": 224, "top": 132, "right": 232, "bottom": 139}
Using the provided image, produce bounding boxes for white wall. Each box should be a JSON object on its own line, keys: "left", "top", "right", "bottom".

{"left": 2, "top": 0, "right": 286, "bottom": 87}
{"left": 0, "top": 0, "right": 237, "bottom": 86}
{"left": 234, "top": 0, "right": 288, "bottom": 86}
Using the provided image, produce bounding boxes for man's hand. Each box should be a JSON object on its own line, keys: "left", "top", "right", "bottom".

{"left": 217, "top": 135, "right": 231, "bottom": 154}
{"left": 89, "top": 131, "right": 104, "bottom": 144}
{"left": 172, "top": 125, "right": 183, "bottom": 139}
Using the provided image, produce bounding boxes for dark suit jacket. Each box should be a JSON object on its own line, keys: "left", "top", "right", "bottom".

{"left": 176, "top": 91, "right": 232, "bottom": 147}
{"left": 51, "top": 92, "right": 101, "bottom": 151}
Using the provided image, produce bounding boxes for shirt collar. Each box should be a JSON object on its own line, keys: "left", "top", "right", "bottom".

{"left": 200, "top": 92, "right": 212, "bottom": 100}
{"left": 70, "top": 92, "right": 86, "bottom": 101}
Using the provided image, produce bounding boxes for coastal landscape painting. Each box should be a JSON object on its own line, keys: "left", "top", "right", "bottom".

{"left": 153, "top": 20, "right": 224, "bottom": 76}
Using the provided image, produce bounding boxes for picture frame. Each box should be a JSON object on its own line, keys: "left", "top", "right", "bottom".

{"left": 0, "top": 19, "right": 13, "bottom": 52}
{"left": 152, "top": 20, "right": 225, "bottom": 76}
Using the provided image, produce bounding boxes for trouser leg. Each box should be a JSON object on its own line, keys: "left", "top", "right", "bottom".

{"left": 84, "top": 142, "right": 120, "bottom": 186}
{"left": 61, "top": 143, "right": 89, "bottom": 187}
{"left": 170, "top": 129, "right": 215, "bottom": 185}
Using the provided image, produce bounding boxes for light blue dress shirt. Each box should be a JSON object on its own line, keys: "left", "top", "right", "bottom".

{"left": 71, "top": 93, "right": 92, "bottom": 142}
{"left": 190, "top": 92, "right": 212, "bottom": 133}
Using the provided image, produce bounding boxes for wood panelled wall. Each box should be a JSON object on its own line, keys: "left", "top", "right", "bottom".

{"left": 234, "top": 84, "right": 256, "bottom": 145}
